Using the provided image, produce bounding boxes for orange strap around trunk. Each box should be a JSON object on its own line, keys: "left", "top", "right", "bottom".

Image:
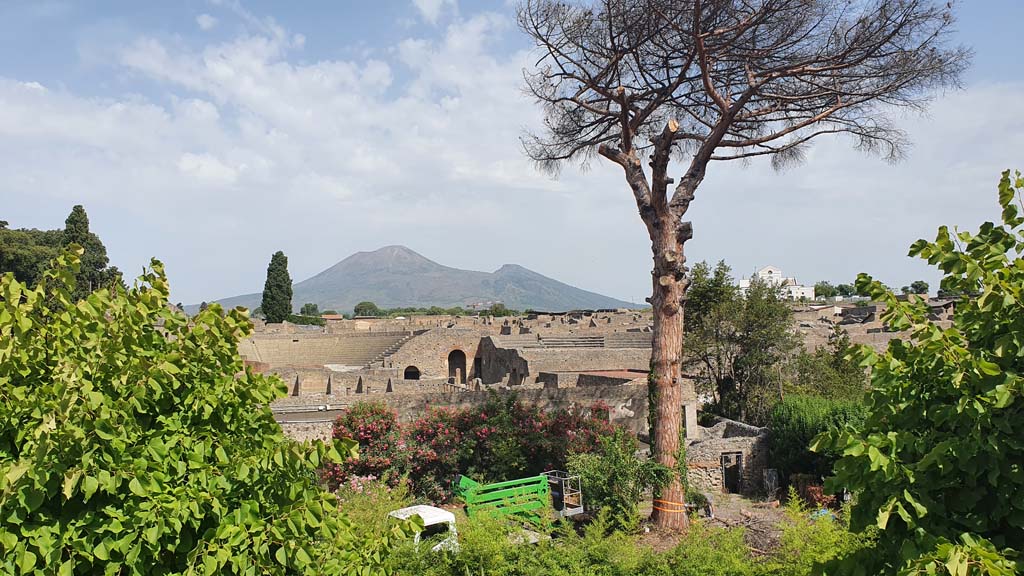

{"left": 653, "top": 499, "right": 687, "bottom": 513}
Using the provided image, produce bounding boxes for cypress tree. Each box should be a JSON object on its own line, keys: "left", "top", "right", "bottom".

{"left": 63, "top": 205, "right": 91, "bottom": 247}
{"left": 63, "top": 205, "right": 118, "bottom": 300}
{"left": 261, "top": 251, "right": 292, "bottom": 323}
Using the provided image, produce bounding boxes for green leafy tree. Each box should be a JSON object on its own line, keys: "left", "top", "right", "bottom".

{"left": 687, "top": 264, "right": 798, "bottom": 426}
{"left": 0, "top": 248, "right": 413, "bottom": 575}
{"left": 481, "top": 303, "right": 519, "bottom": 317}
{"left": 814, "top": 171, "right": 1024, "bottom": 575}
{"left": 300, "top": 302, "right": 320, "bottom": 317}
{"left": 567, "top": 429, "right": 670, "bottom": 531}
{"left": 910, "top": 279, "right": 930, "bottom": 295}
{"left": 791, "top": 324, "right": 867, "bottom": 400}
{"left": 62, "top": 205, "right": 121, "bottom": 300}
{"left": 684, "top": 261, "right": 738, "bottom": 332}
{"left": 815, "top": 281, "right": 838, "bottom": 299}
{"left": 353, "top": 301, "right": 380, "bottom": 317}
{"left": 835, "top": 284, "right": 856, "bottom": 297}
{"left": 728, "top": 279, "right": 800, "bottom": 425}
{"left": 261, "top": 251, "right": 293, "bottom": 323}
{"left": 0, "top": 227, "right": 63, "bottom": 286}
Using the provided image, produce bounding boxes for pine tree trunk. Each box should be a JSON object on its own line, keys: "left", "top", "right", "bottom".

{"left": 649, "top": 224, "right": 690, "bottom": 531}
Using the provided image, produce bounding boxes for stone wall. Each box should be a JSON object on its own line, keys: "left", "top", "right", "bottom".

{"left": 385, "top": 328, "right": 487, "bottom": 381}
{"left": 475, "top": 337, "right": 652, "bottom": 386}
{"left": 273, "top": 382, "right": 651, "bottom": 441}
{"left": 270, "top": 367, "right": 456, "bottom": 397}
{"left": 476, "top": 337, "right": 531, "bottom": 385}
{"left": 240, "top": 332, "right": 409, "bottom": 367}
{"left": 685, "top": 418, "right": 768, "bottom": 496}
{"left": 278, "top": 420, "right": 335, "bottom": 442}
{"left": 519, "top": 348, "right": 651, "bottom": 375}
{"left": 536, "top": 372, "right": 580, "bottom": 389}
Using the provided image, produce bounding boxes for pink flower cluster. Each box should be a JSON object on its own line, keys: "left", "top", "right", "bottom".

{"left": 322, "top": 398, "right": 624, "bottom": 503}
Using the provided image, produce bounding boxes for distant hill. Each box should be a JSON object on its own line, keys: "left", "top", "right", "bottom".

{"left": 199, "top": 245, "right": 638, "bottom": 314}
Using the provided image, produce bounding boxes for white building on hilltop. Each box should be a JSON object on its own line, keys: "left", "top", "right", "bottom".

{"left": 738, "top": 266, "right": 815, "bottom": 300}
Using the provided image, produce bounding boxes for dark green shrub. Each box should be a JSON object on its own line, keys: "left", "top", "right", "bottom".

{"left": 567, "top": 428, "right": 670, "bottom": 530}
{"left": 379, "top": 490, "right": 873, "bottom": 576}
{"left": 760, "top": 488, "right": 876, "bottom": 576}
{"left": 288, "top": 313, "right": 326, "bottom": 326}
{"left": 768, "top": 395, "right": 866, "bottom": 486}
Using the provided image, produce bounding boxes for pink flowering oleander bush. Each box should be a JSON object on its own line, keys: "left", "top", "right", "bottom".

{"left": 324, "top": 393, "right": 620, "bottom": 502}
{"left": 321, "top": 402, "right": 405, "bottom": 491}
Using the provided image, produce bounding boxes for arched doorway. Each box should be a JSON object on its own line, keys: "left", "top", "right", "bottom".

{"left": 447, "top": 349, "right": 467, "bottom": 384}
{"left": 404, "top": 366, "right": 421, "bottom": 380}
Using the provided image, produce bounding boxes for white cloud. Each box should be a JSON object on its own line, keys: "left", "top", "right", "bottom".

{"left": 177, "top": 152, "right": 238, "bottom": 184}
{"left": 0, "top": 7, "right": 1020, "bottom": 308}
{"left": 412, "top": 0, "right": 456, "bottom": 25}
{"left": 196, "top": 13, "right": 218, "bottom": 31}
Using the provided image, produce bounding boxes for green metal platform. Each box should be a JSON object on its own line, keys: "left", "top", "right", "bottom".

{"left": 455, "top": 474, "right": 551, "bottom": 524}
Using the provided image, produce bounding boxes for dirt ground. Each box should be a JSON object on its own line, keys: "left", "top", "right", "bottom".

{"left": 637, "top": 492, "right": 786, "bottom": 554}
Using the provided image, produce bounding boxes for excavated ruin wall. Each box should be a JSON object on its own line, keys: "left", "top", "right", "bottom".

{"left": 275, "top": 383, "right": 651, "bottom": 443}
{"left": 686, "top": 419, "right": 769, "bottom": 496}
{"left": 385, "top": 328, "right": 486, "bottom": 380}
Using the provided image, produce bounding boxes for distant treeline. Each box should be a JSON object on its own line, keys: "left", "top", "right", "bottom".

{"left": 376, "top": 303, "right": 519, "bottom": 318}
{"left": 0, "top": 206, "right": 122, "bottom": 301}
{"left": 247, "top": 301, "right": 521, "bottom": 323}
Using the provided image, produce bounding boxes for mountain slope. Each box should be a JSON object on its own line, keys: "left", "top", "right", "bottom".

{"left": 204, "top": 246, "right": 636, "bottom": 313}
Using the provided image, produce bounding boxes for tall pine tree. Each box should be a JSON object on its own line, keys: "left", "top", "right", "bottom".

{"left": 63, "top": 205, "right": 120, "bottom": 300}
{"left": 261, "top": 251, "right": 292, "bottom": 323}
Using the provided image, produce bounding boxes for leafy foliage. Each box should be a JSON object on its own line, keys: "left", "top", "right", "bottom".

{"left": 328, "top": 403, "right": 405, "bottom": 482}
{"left": 901, "top": 280, "right": 930, "bottom": 295}
{"left": 385, "top": 499, "right": 866, "bottom": 576}
{"left": 0, "top": 207, "right": 119, "bottom": 294}
{"left": 0, "top": 227, "right": 63, "bottom": 288}
{"left": 760, "top": 489, "right": 876, "bottom": 576}
{"left": 62, "top": 205, "right": 123, "bottom": 300}
{"left": 687, "top": 262, "right": 799, "bottom": 426}
{"left": 261, "top": 251, "right": 293, "bottom": 323}
{"left": 813, "top": 171, "right": 1024, "bottom": 575}
{"left": 300, "top": 302, "right": 319, "bottom": 316}
{"left": 286, "top": 314, "right": 326, "bottom": 327}
{"left": 481, "top": 303, "right": 520, "bottom": 317}
{"left": 0, "top": 249, "right": 410, "bottom": 575}
{"left": 767, "top": 396, "right": 866, "bottom": 488}
{"left": 835, "top": 284, "right": 856, "bottom": 297}
{"left": 790, "top": 324, "right": 867, "bottom": 401}
{"left": 353, "top": 301, "right": 381, "bottom": 317}
{"left": 323, "top": 396, "right": 617, "bottom": 503}
{"left": 567, "top": 428, "right": 670, "bottom": 530}
{"left": 815, "top": 282, "right": 838, "bottom": 299}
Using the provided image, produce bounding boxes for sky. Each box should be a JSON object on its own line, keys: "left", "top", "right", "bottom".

{"left": 1, "top": 0, "right": 1023, "bottom": 306}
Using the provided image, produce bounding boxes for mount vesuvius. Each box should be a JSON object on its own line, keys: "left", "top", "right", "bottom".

{"left": 201, "top": 246, "right": 638, "bottom": 314}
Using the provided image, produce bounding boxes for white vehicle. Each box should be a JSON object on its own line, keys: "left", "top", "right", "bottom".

{"left": 388, "top": 505, "right": 459, "bottom": 553}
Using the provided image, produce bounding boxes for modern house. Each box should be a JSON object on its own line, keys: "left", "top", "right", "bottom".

{"left": 738, "top": 265, "right": 815, "bottom": 300}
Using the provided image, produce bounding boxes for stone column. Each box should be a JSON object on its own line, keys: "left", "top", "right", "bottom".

{"left": 684, "top": 402, "right": 699, "bottom": 440}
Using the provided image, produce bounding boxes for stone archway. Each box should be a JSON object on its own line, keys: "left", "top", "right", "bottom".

{"left": 447, "top": 349, "right": 467, "bottom": 384}
{"left": 404, "top": 366, "right": 421, "bottom": 380}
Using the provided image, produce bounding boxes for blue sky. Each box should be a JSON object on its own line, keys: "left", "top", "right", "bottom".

{"left": 1, "top": 0, "right": 1023, "bottom": 305}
